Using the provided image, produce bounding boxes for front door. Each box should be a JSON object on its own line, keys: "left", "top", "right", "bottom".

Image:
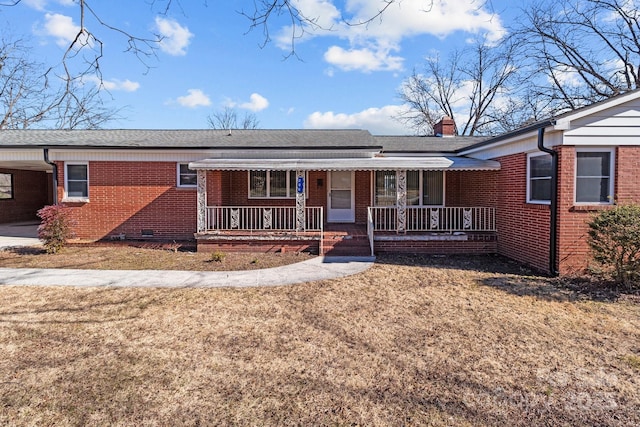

{"left": 327, "top": 171, "right": 355, "bottom": 222}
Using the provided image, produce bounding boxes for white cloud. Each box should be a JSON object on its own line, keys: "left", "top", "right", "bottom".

{"left": 24, "top": 0, "right": 88, "bottom": 10}
{"left": 85, "top": 76, "right": 140, "bottom": 92}
{"left": 239, "top": 93, "right": 270, "bottom": 112}
{"left": 23, "top": 0, "right": 47, "bottom": 10}
{"left": 155, "top": 17, "right": 193, "bottom": 56}
{"left": 549, "top": 66, "right": 583, "bottom": 88}
{"left": 324, "top": 45, "right": 403, "bottom": 72}
{"left": 43, "top": 13, "right": 81, "bottom": 47}
{"left": 176, "top": 89, "right": 211, "bottom": 108}
{"left": 277, "top": 0, "right": 506, "bottom": 73}
{"left": 304, "top": 105, "right": 412, "bottom": 135}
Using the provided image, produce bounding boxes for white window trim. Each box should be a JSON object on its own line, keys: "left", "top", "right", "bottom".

{"left": 247, "top": 170, "right": 308, "bottom": 199}
{"left": 63, "top": 162, "right": 89, "bottom": 202}
{"left": 574, "top": 147, "right": 615, "bottom": 205}
{"left": 177, "top": 163, "right": 197, "bottom": 188}
{"left": 526, "top": 152, "right": 552, "bottom": 205}
{"left": 372, "top": 170, "right": 446, "bottom": 207}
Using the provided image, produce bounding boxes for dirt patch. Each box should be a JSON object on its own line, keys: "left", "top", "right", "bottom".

{"left": 0, "top": 244, "right": 315, "bottom": 271}
{"left": 0, "top": 254, "right": 638, "bottom": 426}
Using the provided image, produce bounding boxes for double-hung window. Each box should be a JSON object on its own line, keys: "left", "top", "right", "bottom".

{"left": 64, "top": 163, "right": 89, "bottom": 200}
{"left": 527, "top": 153, "right": 552, "bottom": 204}
{"left": 0, "top": 173, "right": 13, "bottom": 200}
{"left": 249, "top": 170, "right": 302, "bottom": 198}
{"left": 374, "top": 170, "right": 444, "bottom": 206}
{"left": 575, "top": 149, "right": 614, "bottom": 204}
{"left": 177, "top": 163, "right": 197, "bottom": 187}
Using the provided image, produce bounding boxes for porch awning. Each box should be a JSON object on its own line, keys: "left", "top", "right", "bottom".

{"left": 189, "top": 156, "right": 500, "bottom": 171}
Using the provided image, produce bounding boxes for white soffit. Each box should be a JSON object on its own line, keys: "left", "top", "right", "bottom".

{"left": 189, "top": 156, "right": 501, "bottom": 171}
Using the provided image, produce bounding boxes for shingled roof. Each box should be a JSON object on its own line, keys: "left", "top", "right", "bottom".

{"left": 374, "top": 135, "right": 488, "bottom": 153}
{"left": 0, "top": 129, "right": 379, "bottom": 149}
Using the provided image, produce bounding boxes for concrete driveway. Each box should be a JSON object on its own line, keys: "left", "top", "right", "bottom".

{"left": 0, "top": 221, "right": 41, "bottom": 249}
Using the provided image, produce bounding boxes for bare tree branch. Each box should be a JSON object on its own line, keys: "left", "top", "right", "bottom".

{"left": 207, "top": 107, "right": 260, "bottom": 130}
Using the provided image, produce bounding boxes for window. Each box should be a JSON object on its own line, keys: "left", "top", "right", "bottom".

{"left": 0, "top": 173, "right": 13, "bottom": 200}
{"left": 249, "top": 170, "right": 302, "bottom": 198}
{"left": 177, "top": 163, "right": 197, "bottom": 187}
{"left": 64, "top": 163, "right": 89, "bottom": 199}
{"left": 575, "top": 150, "right": 614, "bottom": 204}
{"left": 527, "top": 153, "right": 552, "bottom": 204}
{"left": 374, "top": 170, "right": 444, "bottom": 206}
{"left": 375, "top": 170, "right": 396, "bottom": 206}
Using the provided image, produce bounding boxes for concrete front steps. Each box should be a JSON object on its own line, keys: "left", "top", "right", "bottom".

{"left": 322, "top": 226, "right": 371, "bottom": 256}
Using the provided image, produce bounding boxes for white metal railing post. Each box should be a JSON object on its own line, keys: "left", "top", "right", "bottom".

{"left": 367, "top": 207, "right": 375, "bottom": 256}
{"left": 368, "top": 206, "right": 496, "bottom": 232}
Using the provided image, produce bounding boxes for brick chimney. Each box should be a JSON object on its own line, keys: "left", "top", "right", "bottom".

{"left": 433, "top": 116, "right": 456, "bottom": 137}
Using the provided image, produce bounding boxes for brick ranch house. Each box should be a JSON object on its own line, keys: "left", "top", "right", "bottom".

{"left": 2, "top": 90, "right": 640, "bottom": 275}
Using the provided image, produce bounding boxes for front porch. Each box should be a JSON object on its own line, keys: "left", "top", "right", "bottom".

{"left": 194, "top": 205, "right": 497, "bottom": 256}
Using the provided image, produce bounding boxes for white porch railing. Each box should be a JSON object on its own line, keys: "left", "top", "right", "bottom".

{"left": 205, "top": 206, "right": 324, "bottom": 232}
{"left": 367, "top": 206, "right": 496, "bottom": 232}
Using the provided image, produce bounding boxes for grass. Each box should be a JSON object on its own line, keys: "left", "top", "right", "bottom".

{"left": 0, "top": 244, "right": 314, "bottom": 271}
{"left": 0, "top": 254, "right": 639, "bottom": 426}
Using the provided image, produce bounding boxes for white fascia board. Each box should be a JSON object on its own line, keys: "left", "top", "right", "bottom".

{"left": 47, "top": 148, "right": 219, "bottom": 162}
{"left": 553, "top": 90, "right": 640, "bottom": 130}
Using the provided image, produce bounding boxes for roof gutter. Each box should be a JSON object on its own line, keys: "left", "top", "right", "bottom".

{"left": 43, "top": 148, "right": 58, "bottom": 205}
{"left": 537, "top": 126, "right": 559, "bottom": 276}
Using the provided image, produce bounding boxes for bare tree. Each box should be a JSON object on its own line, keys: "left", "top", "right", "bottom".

{"left": 0, "top": 36, "right": 119, "bottom": 129}
{"left": 207, "top": 107, "right": 260, "bottom": 130}
{"left": 513, "top": 0, "right": 640, "bottom": 112}
{"left": 398, "top": 37, "right": 519, "bottom": 136}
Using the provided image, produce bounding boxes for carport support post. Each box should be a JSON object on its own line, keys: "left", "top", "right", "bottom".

{"left": 295, "top": 169, "right": 305, "bottom": 232}
{"left": 196, "top": 170, "right": 207, "bottom": 233}
{"left": 396, "top": 170, "right": 407, "bottom": 234}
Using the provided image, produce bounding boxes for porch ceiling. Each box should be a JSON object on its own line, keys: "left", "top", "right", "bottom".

{"left": 189, "top": 156, "right": 500, "bottom": 171}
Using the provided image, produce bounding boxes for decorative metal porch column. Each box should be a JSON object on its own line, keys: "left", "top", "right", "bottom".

{"left": 196, "top": 169, "right": 207, "bottom": 233}
{"left": 295, "top": 169, "right": 306, "bottom": 232}
{"left": 396, "top": 170, "right": 407, "bottom": 234}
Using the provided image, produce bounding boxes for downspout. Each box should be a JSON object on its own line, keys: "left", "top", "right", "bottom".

{"left": 537, "top": 126, "right": 559, "bottom": 276}
{"left": 43, "top": 148, "right": 58, "bottom": 205}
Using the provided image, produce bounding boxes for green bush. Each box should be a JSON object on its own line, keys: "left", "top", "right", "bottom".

{"left": 37, "top": 205, "right": 74, "bottom": 254}
{"left": 587, "top": 204, "right": 640, "bottom": 288}
{"left": 210, "top": 250, "right": 226, "bottom": 262}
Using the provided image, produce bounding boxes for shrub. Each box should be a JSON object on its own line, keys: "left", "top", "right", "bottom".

{"left": 37, "top": 205, "right": 74, "bottom": 254}
{"left": 587, "top": 204, "right": 640, "bottom": 288}
{"left": 210, "top": 250, "right": 226, "bottom": 262}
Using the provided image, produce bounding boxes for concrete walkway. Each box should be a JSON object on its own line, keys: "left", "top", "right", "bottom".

{"left": 0, "top": 256, "right": 376, "bottom": 288}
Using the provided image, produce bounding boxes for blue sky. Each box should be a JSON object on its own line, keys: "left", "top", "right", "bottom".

{"left": 1, "top": 0, "right": 517, "bottom": 134}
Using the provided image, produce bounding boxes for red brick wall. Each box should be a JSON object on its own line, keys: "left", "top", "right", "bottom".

{"left": 493, "top": 153, "right": 552, "bottom": 273}
{"left": 446, "top": 170, "right": 498, "bottom": 207}
{"left": 375, "top": 233, "right": 497, "bottom": 254}
{"left": 58, "top": 161, "right": 197, "bottom": 241}
{"left": 555, "top": 145, "right": 640, "bottom": 275}
{"left": 355, "top": 171, "right": 371, "bottom": 224}
{"left": 0, "top": 168, "right": 50, "bottom": 223}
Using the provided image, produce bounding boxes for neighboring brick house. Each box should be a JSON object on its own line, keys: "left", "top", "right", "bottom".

{"left": 1, "top": 91, "right": 640, "bottom": 275}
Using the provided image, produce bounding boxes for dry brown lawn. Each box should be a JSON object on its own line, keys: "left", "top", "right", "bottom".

{"left": 1, "top": 254, "right": 639, "bottom": 426}
{"left": 0, "top": 244, "right": 314, "bottom": 271}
